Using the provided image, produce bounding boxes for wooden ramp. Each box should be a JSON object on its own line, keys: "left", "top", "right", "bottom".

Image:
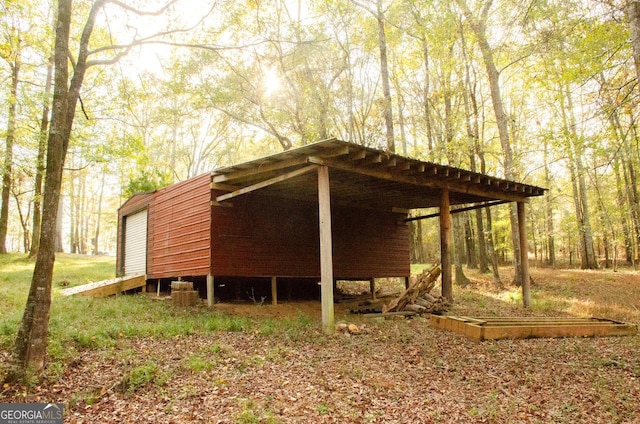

{"left": 430, "top": 315, "right": 637, "bottom": 341}
{"left": 60, "top": 275, "right": 146, "bottom": 298}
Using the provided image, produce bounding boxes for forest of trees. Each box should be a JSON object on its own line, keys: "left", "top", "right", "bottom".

{"left": 0, "top": 0, "right": 639, "bottom": 273}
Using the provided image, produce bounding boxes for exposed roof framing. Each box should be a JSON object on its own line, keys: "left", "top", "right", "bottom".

{"left": 210, "top": 138, "right": 545, "bottom": 210}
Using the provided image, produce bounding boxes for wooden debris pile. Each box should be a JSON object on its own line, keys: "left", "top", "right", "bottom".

{"left": 382, "top": 264, "right": 450, "bottom": 315}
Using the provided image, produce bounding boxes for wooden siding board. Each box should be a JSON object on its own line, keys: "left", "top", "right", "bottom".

{"left": 211, "top": 192, "right": 410, "bottom": 278}
{"left": 148, "top": 173, "right": 212, "bottom": 279}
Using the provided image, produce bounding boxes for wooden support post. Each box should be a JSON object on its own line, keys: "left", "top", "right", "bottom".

{"left": 318, "top": 165, "right": 335, "bottom": 333}
{"left": 440, "top": 189, "right": 453, "bottom": 302}
{"left": 517, "top": 202, "right": 531, "bottom": 308}
{"left": 369, "top": 277, "right": 376, "bottom": 300}
{"left": 271, "top": 276, "right": 278, "bottom": 305}
{"left": 207, "top": 274, "right": 214, "bottom": 307}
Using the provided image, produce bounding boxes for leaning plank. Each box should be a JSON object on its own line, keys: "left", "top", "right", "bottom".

{"left": 362, "top": 311, "right": 417, "bottom": 318}
{"left": 60, "top": 275, "right": 146, "bottom": 298}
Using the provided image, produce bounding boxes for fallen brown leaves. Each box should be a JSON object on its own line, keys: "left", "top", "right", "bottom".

{"left": 1, "top": 267, "right": 639, "bottom": 423}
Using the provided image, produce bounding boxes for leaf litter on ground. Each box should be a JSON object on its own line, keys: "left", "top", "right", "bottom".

{"left": 1, "top": 267, "right": 639, "bottom": 423}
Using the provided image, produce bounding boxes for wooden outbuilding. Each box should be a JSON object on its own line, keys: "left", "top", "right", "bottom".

{"left": 116, "top": 139, "right": 545, "bottom": 332}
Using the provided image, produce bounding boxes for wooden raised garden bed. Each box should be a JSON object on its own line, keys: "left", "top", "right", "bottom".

{"left": 430, "top": 315, "right": 637, "bottom": 341}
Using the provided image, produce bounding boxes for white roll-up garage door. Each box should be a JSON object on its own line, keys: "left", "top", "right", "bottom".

{"left": 124, "top": 209, "right": 147, "bottom": 275}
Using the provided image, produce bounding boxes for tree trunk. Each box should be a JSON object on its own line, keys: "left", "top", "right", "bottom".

{"left": 453, "top": 214, "right": 470, "bottom": 287}
{"left": 475, "top": 208, "right": 489, "bottom": 272}
{"left": 614, "top": 159, "right": 634, "bottom": 264}
{"left": 394, "top": 72, "right": 407, "bottom": 156}
{"left": 628, "top": 0, "right": 640, "bottom": 98}
{"left": 464, "top": 212, "right": 478, "bottom": 269}
{"left": 409, "top": 219, "right": 425, "bottom": 264}
{"left": 461, "top": 39, "right": 489, "bottom": 273}
{"left": 0, "top": 56, "right": 20, "bottom": 254}
{"left": 375, "top": 1, "right": 395, "bottom": 153}
{"left": 543, "top": 138, "right": 556, "bottom": 266}
{"left": 456, "top": 0, "right": 523, "bottom": 285}
{"left": 7, "top": 0, "right": 72, "bottom": 381}
{"left": 420, "top": 38, "right": 434, "bottom": 157}
{"left": 29, "top": 57, "right": 54, "bottom": 258}
{"left": 559, "top": 81, "right": 598, "bottom": 269}
{"left": 352, "top": 0, "right": 395, "bottom": 151}
{"left": 93, "top": 171, "right": 105, "bottom": 254}
{"left": 485, "top": 207, "right": 502, "bottom": 288}
{"left": 622, "top": 158, "right": 640, "bottom": 264}
{"left": 69, "top": 171, "right": 77, "bottom": 253}
{"left": 622, "top": 112, "right": 640, "bottom": 262}
{"left": 8, "top": 0, "right": 103, "bottom": 382}
{"left": 606, "top": 105, "right": 635, "bottom": 264}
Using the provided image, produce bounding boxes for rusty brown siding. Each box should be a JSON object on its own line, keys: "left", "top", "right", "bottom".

{"left": 148, "top": 173, "right": 212, "bottom": 279}
{"left": 332, "top": 207, "right": 410, "bottom": 278}
{"left": 211, "top": 192, "right": 410, "bottom": 279}
{"left": 116, "top": 192, "right": 154, "bottom": 276}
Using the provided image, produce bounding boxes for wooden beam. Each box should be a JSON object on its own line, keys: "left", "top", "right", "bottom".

{"left": 207, "top": 274, "right": 214, "bottom": 307}
{"left": 210, "top": 201, "right": 233, "bottom": 207}
{"left": 307, "top": 156, "right": 534, "bottom": 203}
{"left": 212, "top": 157, "right": 309, "bottom": 183}
{"left": 318, "top": 165, "right": 335, "bottom": 334}
{"left": 360, "top": 153, "right": 382, "bottom": 165}
{"left": 271, "top": 276, "right": 278, "bottom": 306}
{"left": 216, "top": 165, "right": 318, "bottom": 202}
{"left": 60, "top": 275, "right": 146, "bottom": 298}
{"left": 210, "top": 182, "right": 239, "bottom": 191}
{"left": 440, "top": 189, "right": 452, "bottom": 302}
{"left": 318, "top": 145, "right": 350, "bottom": 158}
{"left": 404, "top": 200, "right": 511, "bottom": 222}
{"left": 369, "top": 277, "right": 376, "bottom": 301}
{"left": 348, "top": 150, "right": 367, "bottom": 161}
{"left": 518, "top": 202, "right": 531, "bottom": 308}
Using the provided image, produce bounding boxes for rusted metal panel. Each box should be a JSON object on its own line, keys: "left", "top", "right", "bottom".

{"left": 148, "top": 173, "right": 212, "bottom": 279}
{"left": 211, "top": 191, "right": 410, "bottom": 279}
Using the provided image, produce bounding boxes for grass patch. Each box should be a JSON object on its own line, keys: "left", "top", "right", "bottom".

{"left": 183, "top": 352, "right": 218, "bottom": 373}
{"left": 0, "top": 253, "right": 117, "bottom": 349}
{"left": 234, "top": 398, "right": 278, "bottom": 424}
{"left": 0, "top": 253, "right": 314, "bottom": 372}
{"left": 122, "top": 361, "right": 171, "bottom": 393}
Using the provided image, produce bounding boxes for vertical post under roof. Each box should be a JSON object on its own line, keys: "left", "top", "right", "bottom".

{"left": 318, "top": 165, "right": 335, "bottom": 333}
{"left": 206, "top": 274, "right": 214, "bottom": 307}
{"left": 271, "top": 276, "right": 278, "bottom": 306}
{"left": 518, "top": 201, "right": 531, "bottom": 308}
{"left": 440, "top": 189, "right": 453, "bottom": 301}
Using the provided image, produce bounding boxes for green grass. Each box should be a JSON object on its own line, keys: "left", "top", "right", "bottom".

{"left": 0, "top": 253, "right": 117, "bottom": 349}
{"left": 0, "top": 253, "right": 313, "bottom": 373}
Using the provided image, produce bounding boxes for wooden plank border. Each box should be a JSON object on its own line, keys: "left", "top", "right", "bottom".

{"left": 430, "top": 315, "right": 637, "bottom": 341}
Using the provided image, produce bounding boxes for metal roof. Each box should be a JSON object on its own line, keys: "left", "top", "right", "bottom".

{"left": 211, "top": 138, "right": 545, "bottom": 211}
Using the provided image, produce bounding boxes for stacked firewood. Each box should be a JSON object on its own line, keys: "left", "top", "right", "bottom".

{"left": 382, "top": 264, "right": 450, "bottom": 315}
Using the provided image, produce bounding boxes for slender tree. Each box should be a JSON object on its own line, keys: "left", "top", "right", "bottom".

{"left": 351, "top": 0, "right": 396, "bottom": 152}
{"left": 0, "top": 10, "right": 22, "bottom": 253}
{"left": 7, "top": 0, "right": 181, "bottom": 382}
{"left": 455, "top": 0, "right": 525, "bottom": 284}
